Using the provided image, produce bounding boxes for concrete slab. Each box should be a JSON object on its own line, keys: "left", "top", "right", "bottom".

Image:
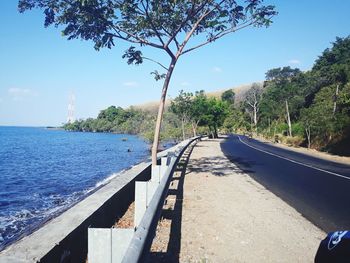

{"left": 88, "top": 228, "right": 112, "bottom": 263}
{"left": 134, "top": 182, "right": 147, "bottom": 228}
{"left": 111, "top": 229, "right": 134, "bottom": 263}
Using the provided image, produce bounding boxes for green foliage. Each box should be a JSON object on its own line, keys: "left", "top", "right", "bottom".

{"left": 291, "top": 122, "right": 305, "bottom": 137}
{"left": 18, "top": 0, "right": 276, "bottom": 63}
{"left": 170, "top": 90, "right": 230, "bottom": 138}
{"left": 265, "top": 66, "right": 301, "bottom": 83}
{"left": 221, "top": 89, "right": 235, "bottom": 104}
{"left": 170, "top": 90, "right": 193, "bottom": 121}
{"left": 233, "top": 35, "right": 350, "bottom": 155}
{"left": 200, "top": 97, "right": 228, "bottom": 138}
{"left": 64, "top": 89, "right": 232, "bottom": 141}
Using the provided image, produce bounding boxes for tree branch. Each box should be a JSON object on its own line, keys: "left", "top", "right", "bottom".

{"left": 165, "top": 0, "right": 210, "bottom": 50}
{"left": 111, "top": 24, "right": 164, "bottom": 49}
{"left": 181, "top": 19, "right": 257, "bottom": 55}
{"left": 176, "top": 0, "right": 227, "bottom": 58}
{"left": 142, "top": 57, "right": 168, "bottom": 70}
{"left": 140, "top": 0, "right": 166, "bottom": 47}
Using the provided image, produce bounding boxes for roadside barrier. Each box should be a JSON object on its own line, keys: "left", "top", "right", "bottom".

{"left": 88, "top": 137, "right": 200, "bottom": 263}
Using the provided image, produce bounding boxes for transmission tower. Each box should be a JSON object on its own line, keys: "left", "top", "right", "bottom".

{"left": 67, "top": 92, "right": 75, "bottom": 123}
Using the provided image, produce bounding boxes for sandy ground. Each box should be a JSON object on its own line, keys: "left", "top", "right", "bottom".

{"left": 149, "top": 138, "right": 325, "bottom": 263}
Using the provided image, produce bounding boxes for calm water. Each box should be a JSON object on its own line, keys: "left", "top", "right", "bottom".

{"left": 0, "top": 126, "right": 149, "bottom": 249}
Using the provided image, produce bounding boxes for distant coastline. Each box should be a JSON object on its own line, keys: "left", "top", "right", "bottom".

{"left": 45, "top": 126, "right": 65, "bottom": 130}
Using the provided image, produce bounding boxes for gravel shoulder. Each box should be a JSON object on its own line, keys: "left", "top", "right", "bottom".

{"left": 253, "top": 136, "right": 350, "bottom": 166}
{"left": 150, "top": 137, "right": 325, "bottom": 262}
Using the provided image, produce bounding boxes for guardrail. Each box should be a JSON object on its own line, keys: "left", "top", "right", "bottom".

{"left": 88, "top": 136, "right": 200, "bottom": 263}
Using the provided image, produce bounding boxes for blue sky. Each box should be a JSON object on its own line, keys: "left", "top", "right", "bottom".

{"left": 0, "top": 0, "right": 350, "bottom": 126}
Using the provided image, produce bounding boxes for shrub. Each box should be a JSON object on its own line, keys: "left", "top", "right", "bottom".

{"left": 284, "top": 136, "right": 303, "bottom": 147}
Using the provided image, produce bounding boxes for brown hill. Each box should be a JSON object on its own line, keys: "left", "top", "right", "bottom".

{"left": 131, "top": 82, "right": 262, "bottom": 111}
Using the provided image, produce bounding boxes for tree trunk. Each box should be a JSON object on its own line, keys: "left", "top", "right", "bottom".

{"left": 151, "top": 59, "right": 177, "bottom": 166}
{"left": 305, "top": 126, "right": 311, "bottom": 148}
{"left": 253, "top": 104, "right": 258, "bottom": 135}
{"left": 253, "top": 104, "right": 258, "bottom": 127}
{"left": 214, "top": 125, "right": 218, "bottom": 138}
{"left": 285, "top": 100, "right": 292, "bottom": 137}
{"left": 181, "top": 117, "right": 185, "bottom": 141}
{"left": 333, "top": 84, "right": 339, "bottom": 116}
{"left": 191, "top": 121, "right": 197, "bottom": 137}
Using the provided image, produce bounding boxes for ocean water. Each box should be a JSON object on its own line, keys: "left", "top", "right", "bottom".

{"left": 0, "top": 126, "right": 149, "bottom": 249}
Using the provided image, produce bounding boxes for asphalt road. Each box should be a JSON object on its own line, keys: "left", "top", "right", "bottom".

{"left": 220, "top": 134, "right": 350, "bottom": 232}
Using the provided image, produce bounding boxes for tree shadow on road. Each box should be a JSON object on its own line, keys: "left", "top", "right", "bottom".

{"left": 220, "top": 137, "right": 257, "bottom": 174}
{"left": 186, "top": 155, "right": 250, "bottom": 176}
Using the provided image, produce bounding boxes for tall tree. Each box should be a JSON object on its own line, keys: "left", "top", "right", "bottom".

{"left": 19, "top": 0, "right": 276, "bottom": 165}
{"left": 170, "top": 90, "right": 193, "bottom": 140}
{"left": 201, "top": 97, "right": 228, "bottom": 138}
{"left": 242, "top": 83, "right": 263, "bottom": 132}
{"left": 263, "top": 67, "right": 303, "bottom": 136}
{"left": 189, "top": 90, "right": 208, "bottom": 136}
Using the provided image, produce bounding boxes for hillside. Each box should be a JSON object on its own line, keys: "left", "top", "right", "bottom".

{"left": 132, "top": 82, "right": 260, "bottom": 111}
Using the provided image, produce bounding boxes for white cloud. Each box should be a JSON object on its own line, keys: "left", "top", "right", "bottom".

{"left": 8, "top": 88, "right": 37, "bottom": 101}
{"left": 122, "top": 81, "right": 139, "bottom": 87}
{"left": 180, "top": 81, "right": 190, "bottom": 87}
{"left": 288, "top": 59, "right": 300, "bottom": 65}
{"left": 212, "top": 66, "right": 222, "bottom": 73}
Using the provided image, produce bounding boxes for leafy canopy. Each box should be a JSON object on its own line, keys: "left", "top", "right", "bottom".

{"left": 170, "top": 90, "right": 193, "bottom": 120}
{"left": 18, "top": 0, "right": 277, "bottom": 67}
{"left": 221, "top": 89, "right": 235, "bottom": 104}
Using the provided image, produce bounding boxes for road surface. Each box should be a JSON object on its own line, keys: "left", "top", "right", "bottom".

{"left": 221, "top": 134, "right": 350, "bottom": 232}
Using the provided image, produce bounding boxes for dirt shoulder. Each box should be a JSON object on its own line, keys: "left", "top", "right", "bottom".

{"left": 150, "top": 138, "right": 325, "bottom": 262}
{"left": 253, "top": 136, "right": 350, "bottom": 165}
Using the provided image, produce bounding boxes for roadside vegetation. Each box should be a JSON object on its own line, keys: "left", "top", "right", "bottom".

{"left": 227, "top": 35, "right": 350, "bottom": 156}
{"left": 63, "top": 90, "right": 228, "bottom": 142}
{"left": 64, "top": 35, "right": 350, "bottom": 156}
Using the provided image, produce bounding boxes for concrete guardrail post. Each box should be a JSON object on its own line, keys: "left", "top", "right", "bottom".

{"left": 88, "top": 228, "right": 133, "bottom": 263}
{"left": 88, "top": 138, "right": 199, "bottom": 263}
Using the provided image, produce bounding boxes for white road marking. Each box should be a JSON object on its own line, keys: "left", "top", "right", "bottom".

{"left": 237, "top": 135, "right": 350, "bottom": 181}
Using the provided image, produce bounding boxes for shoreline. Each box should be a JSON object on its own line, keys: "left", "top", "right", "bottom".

{"left": 0, "top": 141, "right": 181, "bottom": 262}
{"left": 0, "top": 167, "right": 130, "bottom": 251}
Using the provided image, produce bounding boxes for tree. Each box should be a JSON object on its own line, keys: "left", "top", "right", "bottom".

{"left": 313, "top": 36, "right": 350, "bottom": 117}
{"left": 189, "top": 90, "right": 208, "bottom": 136}
{"left": 221, "top": 89, "right": 235, "bottom": 105}
{"left": 265, "top": 66, "right": 301, "bottom": 83}
{"left": 170, "top": 90, "right": 193, "bottom": 140}
{"left": 201, "top": 97, "right": 228, "bottom": 138}
{"left": 19, "top": 0, "right": 276, "bottom": 165}
{"left": 242, "top": 83, "right": 263, "bottom": 133}
{"left": 263, "top": 67, "right": 303, "bottom": 136}
{"left": 98, "top": 106, "right": 127, "bottom": 123}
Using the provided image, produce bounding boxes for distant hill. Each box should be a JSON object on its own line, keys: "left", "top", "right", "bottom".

{"left": 132, "top": 82, "right": 262, "bottom": 111}
{"left": 205, "top": 82, "right": 263, "bottom": 104}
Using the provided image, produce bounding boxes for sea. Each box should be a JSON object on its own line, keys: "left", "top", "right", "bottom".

{"left": 0, "top": 126, "right": 150, "bottom": 250}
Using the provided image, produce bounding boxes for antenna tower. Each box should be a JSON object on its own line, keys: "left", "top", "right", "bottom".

{"left": 67, "top": 92, "right": 75, "bottom": 123}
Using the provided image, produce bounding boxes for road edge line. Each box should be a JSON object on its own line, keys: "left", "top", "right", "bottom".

{"left": 237, "top": 136, "right": 349, "bottom": 181}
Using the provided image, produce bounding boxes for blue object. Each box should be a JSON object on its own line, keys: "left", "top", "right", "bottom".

{"left": 315, "top": 231, "right": 350, "bottom": 262}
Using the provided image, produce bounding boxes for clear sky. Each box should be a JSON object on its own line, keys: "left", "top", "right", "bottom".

{"left": 0, "top": 0, "right": 350, "bottom": 126}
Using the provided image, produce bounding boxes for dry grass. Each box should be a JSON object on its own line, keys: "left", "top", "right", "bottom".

{"left": 114, "top": 202, "right": 135, "bottom": 229}
{"left": 130, "top": 82, "right": 261, "bottom": 112}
